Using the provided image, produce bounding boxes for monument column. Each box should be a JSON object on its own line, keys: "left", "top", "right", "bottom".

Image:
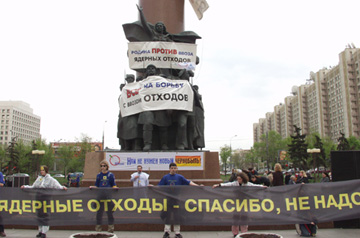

{"left": 139, "top": 0, "right": 184, "bottom": 33}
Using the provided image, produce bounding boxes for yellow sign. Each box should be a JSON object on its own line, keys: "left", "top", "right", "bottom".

{"left": 175, "top": 156, "right": 201, "bottom": 167}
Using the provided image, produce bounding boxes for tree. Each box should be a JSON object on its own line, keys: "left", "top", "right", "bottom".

{"left": 0, "top": 145, "right": 9, "bottom": 172}
{"left": 253, "top": 131, "right": 288, "bottom": 169}
{"left": 6, "top": 137, "right": 19, "bottom": 173}
{"left": 58, "top": 144, "right": 75, "bottom": 176}
{"left": 347, "top": 136, "right": 360, "bottom": 150}
{"left": 322, "top": 136, "right": 336, "bottom": 168}
{"left": 220, "top": 145, "right": 231, "bottom": 176}
{"left": 288, "top": 125, "right": 309, "bottom": 170}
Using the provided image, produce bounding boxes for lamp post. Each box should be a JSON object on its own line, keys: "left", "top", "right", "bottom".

{"left": 32, "top": 150, "right": 45, "bottom": 177}
{"left": 53, "top": 139, "right": 62, "bottom": 171}
{"left": 229, "top": 135, "right": 237, "bottom": 171}
{"left": 102, "top": 121, "right": 107, "bottom": 151}
{"left": 307, "top": 148, "right": 321, "bottom": 180}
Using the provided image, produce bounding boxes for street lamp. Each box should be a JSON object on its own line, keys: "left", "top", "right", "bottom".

{"left": 102, "top": 121, "right": 107, "bottom": 151}
{"left": 32, "top": 150, "right": 45, "bottom": 177}
{"left": 307, "top": 148, "right": 321, "bottom": 180}
{"left": 228, "top": 135, "right": 237, "bottom": 173}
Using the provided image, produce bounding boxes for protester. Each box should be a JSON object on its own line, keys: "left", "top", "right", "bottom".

{"left": 320, "top": 172, "right": 330, "bottom": 183}
{"left": 158, "top": 162, "right": 201, "bottom": 238}
{"left": 289, "top": 175, "right": 296, "bottom": 185}
{"left": 67, "top": 173, "right": 71, "bottom": 187}
{"left": 284, "top": 171, "right": 291, "bottom": 185}
{"left": 213, "top": 172, "right": 265, "bottom": 237}
{"left": 21, "top": 165, "right": 67, "bottom": 238}
{"left": 272, "top": 163, "right": 284, "bottom": 186}
{"left": 296, "top": 170, "right": 309, "bottom": 184}
{"left": 75, "top": 174, "right": 80, "bottom": 187}
{"left": 250, "top": 175, "right": 270, "bottom": 187}
{"left": 89, "top": 160, "right": 117, "bottom": 233}
{"left": 130, "top": 165, "right": 149, "bottom": 187}
{"left": 0, "top": 171, "right": 5, "bottom": 237}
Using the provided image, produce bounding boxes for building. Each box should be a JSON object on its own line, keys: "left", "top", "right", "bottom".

{"left": 254, "top": 46, "right": 360, "bottom": 143}
{"left": 0, "top": 101, "right": 41, "bottom": 145}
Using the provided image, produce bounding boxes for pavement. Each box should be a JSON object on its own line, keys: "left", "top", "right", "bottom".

{"left": 2, "top": 228, "right": 360, "bottom": 238}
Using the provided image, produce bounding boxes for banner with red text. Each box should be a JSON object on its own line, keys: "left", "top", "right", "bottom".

{"left": 119, "top": 75, "right": 194, "bottom": 117}
{"left": 128, "top": 42, "right": 197, "bottom": 70}
{"left": 106, "top": 152, "right": 204, "bottom": 171}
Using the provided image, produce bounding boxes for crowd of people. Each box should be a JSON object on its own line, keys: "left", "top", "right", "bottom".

{"left": 224, "top": 164, "right": 331, "bottom": 237}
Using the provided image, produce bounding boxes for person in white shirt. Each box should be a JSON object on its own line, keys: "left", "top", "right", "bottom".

{"left": 130, "top": 165, "right": 149, "bottom": 187}
{"left": 21, "top": 165, "right": 67, "bottom": 238}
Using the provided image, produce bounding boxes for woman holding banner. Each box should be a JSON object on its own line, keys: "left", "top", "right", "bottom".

{"left": 212, "top": 172, "right": 265, "bottom": 238}
{"left": 21, "top": 165, "right": 67, "bottom": 238}
{"left": 89, "top": 160, "right": 117, "bottom": 233}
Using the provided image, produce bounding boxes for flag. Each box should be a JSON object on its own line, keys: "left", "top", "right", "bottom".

{"left": 189, "top": 0, "right": 209, "bottom": 20}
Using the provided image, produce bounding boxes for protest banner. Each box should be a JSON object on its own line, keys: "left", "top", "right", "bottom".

{"left": 1, "top": 180, "right": 360, "bottom": 226}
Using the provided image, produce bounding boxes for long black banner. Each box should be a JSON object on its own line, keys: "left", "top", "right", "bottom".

{"left": 1, "top": 180, "right": 360, "bottom": 226}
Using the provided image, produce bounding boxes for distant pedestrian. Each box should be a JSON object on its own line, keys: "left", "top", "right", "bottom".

{"left": 272, "top": 163, "right": 284, "bottom": 186}
{"left": 320, "top": 172, "right": 330, "bottom": 183}
{"left": 288, "top": 175, "right": 296, "bottom": 185}
{"left": 296, "top": 170, "right": 309, "bottom": 184}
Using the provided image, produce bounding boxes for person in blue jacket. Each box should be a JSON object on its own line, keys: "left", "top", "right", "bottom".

{"left": 158, "top": 162, "right": 201, "bottom": 238}
{"left": 90, "top": 160, "right": 117, "bottom": 233}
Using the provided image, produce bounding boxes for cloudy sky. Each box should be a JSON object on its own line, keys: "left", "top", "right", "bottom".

{"left": 1, "top": 0, "right": 360, "bottom": 151}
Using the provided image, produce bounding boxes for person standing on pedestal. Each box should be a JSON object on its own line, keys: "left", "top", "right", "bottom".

{"left": 130, "top": 165, "right": 149, "bottom": 187}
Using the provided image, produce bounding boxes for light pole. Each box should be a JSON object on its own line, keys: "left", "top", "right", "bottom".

{"left": 307, "top": 148, "right": 321, "bottom": 180}
{"left": 32, "top": 150, "right": 45, "bottom": 177}
{"left": 53, "top": 139, "right": 62, "bottom": 171}
{"left": 102, "top": 121, "right": 107, "bottom": 151}
{"left": 229, "top": 135, "right": 237, "bottom": 171}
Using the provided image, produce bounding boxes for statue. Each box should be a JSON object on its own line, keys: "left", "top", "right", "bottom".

{"left": 137, "top": 65, "right": 171, "bottom": 151}
{"left": 122, "top": 5, "right": 201, "bottom": 44}
{"left": 119, "top": 5, "right": 205, "bottom": 151}
{"left": 118, "top": 75, "right": 142, "bottom": 151}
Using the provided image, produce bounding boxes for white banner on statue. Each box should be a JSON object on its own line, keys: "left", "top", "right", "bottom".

{"left": 128, "top": 42, "right": 197, "bottom": 70}
{"left": 119, "top": 75, "right": 194, "bottom": 117}
{"left": 106, "top": 152, "right": 204, "bottom": 171}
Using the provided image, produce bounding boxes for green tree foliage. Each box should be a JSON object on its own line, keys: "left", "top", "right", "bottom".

{"left": 253, "top": 131, "right": 288, "bottom": 169}
{"left": 288, "top": 125, "right": 309, "bottom": 170}
{"left": 58, "top": 144, "right": 75, "bottom": 175}
{"left": 347, "top": 136, "right": 360, "bottom": 150}
{"left": 6, "top": 138, "right": 19, "bottom": 173}
{"left": 220, "top": 145, "right": 231, "bottom": 176}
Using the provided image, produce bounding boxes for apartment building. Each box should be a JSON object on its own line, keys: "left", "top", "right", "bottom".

{"left": 0, "top": 101, "right": 41, "bottom": 145}
{"left": 254, "top": 47, "right": 360, "bottom": 143}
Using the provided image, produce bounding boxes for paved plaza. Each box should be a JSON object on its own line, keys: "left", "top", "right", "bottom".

{"left": 2, "top": 228, "right": 360, "bottom": 238}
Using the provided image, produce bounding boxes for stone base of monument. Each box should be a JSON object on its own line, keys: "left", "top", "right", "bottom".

{"left": 235, "top": 233, "right": 283, "bottom": 238}
{"left": 82, "top": 151, "right": 222, "bottom": 187}
{"left": 69, "top": 232, "right": 118, "bottom": 238}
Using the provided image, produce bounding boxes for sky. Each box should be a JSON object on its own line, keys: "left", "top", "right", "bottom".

{"left": 1, "top": 0, "right": 360, "bottom": 152}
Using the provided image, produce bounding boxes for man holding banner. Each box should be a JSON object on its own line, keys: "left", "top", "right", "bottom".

{"left": 158, "top": 162, "right": 201, "bottom": 238}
